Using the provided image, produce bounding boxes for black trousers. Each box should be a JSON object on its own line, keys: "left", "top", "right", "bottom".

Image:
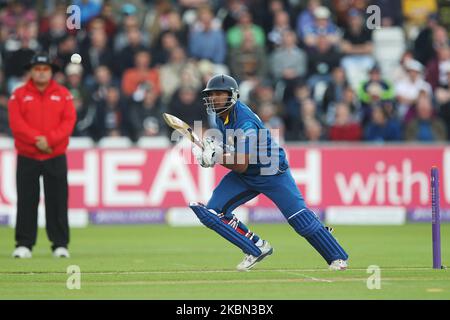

{"left": 15, "top": 155, "right": 69, "bottom": 251}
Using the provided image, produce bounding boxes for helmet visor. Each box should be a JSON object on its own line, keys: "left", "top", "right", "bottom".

{"left": 203, "top": 92, "right": 234, "bottom": 115}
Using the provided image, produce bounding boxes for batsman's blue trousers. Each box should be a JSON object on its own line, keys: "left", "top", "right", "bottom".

{"left": 207, "top": 169, "right": 306, "bottom": 219}
{"left": 207, "top": 169, "right": 349, "bottom": 264}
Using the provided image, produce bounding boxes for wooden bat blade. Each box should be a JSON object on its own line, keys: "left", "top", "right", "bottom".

{"left": 163, "top": 113, "right": 203, "bottom": 149}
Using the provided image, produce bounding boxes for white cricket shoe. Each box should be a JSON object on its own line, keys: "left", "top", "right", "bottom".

{"left": 53, "top": 247, "right": 70, "bottom": 258}
{"left": 329, "top": 259, "right": 348, "bottom": 271}
{"left": 236, "top": 240, "right": 273, "bottom": 272}
{"left": 12, "top": 246, "right": 32, "bottom": 258}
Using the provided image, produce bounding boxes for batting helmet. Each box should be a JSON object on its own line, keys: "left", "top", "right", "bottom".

{"left": 202, "top": 74, "right": 240, "bottom": 115}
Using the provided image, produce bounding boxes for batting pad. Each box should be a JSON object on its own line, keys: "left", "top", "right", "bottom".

{"left": 189, "top": 203, "right": 262, "bottom": 257}
{"left": 288, "top": 208, "right": 348, "bottom": 264}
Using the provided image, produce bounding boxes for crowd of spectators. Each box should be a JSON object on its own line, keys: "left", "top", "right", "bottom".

{"left": 0, "top": 0, "right": 449, "bottom": 144}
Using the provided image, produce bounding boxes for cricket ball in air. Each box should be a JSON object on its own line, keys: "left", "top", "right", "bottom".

{"left": 71, "top": 53, "right": 82, "bottom": 64}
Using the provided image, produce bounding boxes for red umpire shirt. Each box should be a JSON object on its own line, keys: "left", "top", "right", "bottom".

{"left": 8, "top": 79, "right": 76, "bottom": 160}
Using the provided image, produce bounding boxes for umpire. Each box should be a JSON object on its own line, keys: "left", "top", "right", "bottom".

{"left": 8, "top": 52, "right": 76, "bottom": 258}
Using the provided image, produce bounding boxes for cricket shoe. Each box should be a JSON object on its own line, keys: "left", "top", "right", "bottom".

{"left": 53, "top": 247, "right": 70, "bottom": 258}
{"left": 236, "top": 240, "right": 273, "bottom": 272}
{"left": 12, "top": 246, "right": 32, "bottom": 258}
{"left": 329, "top": 259, "right": 348, "bottom": 271}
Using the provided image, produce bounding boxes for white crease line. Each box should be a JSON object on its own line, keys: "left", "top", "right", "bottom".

{"left": 0, "top": 267, "right": 437, "bottom": 276}
{"left": 1, "top": 278, "right": 447, "bottom": 286}
{"left": 283, "top": 272, "right": 334, "bottom": 283}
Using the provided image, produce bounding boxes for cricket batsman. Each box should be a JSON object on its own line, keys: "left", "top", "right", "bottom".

{"left": 190, "top": 74, "right": 348, "bottom": 271}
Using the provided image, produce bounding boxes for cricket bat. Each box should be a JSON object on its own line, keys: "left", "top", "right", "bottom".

{"left": 163, "top": 113, "right": 235, "bottom": 155}
{"left": 163, "top": 113, "right": 204, "bottom": 149}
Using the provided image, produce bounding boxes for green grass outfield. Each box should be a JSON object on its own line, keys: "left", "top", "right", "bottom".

{"left": 0, "top": 224, "right": 449, "bottom": 299}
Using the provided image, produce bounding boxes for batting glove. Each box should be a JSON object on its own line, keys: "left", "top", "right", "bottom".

{"left": 192, "top": 137, "right": 217, "bottom": 168}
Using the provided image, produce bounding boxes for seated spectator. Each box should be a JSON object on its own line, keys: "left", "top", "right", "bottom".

{"left": 71, "top": 90, "right": 95, "bottom": 138}
{"left": 359, "top": 84, "right": 386, "bottom": 125}
{"left": 160, "top": 46, "right": 202, "bottom": 104}
{"left": 343, "top": 86, "right": 362, "bottom": 119}
{"left": 303, "top": 6, "right": 340, "bottom": 49}
{"left": 340, "top": 9, "right": 373, "bottom": 56}
{"left": 129, "top": 85, "right": 166, "bottom": 141}
{"left": 226, "top": 7, "right": 266, "bottom": 49}
{"left": 301, "top": 98, "right": 323, "bottom": 126}
{"left": 325, "top": 86, "right": 361, "bottom": 125}
{"left": 340, "top": 9, "right": 375, "bottom": 88}
{"left": 404, "top": 94, "right": 447, "bottom": 142}
{"left": 435, "top": 64, "right": 450, "bottom": 139}
{"left": 258, "top": 102, "right": 285, "bottom": 144}
{"left": 92, "top": 86, "right": 131, "bottom": 141}
{"left": 119, "top": 2, "right": 147, "bottom": 27}
{"left": 3, "top": 20, "right": 40, "bottom": 93}
{"left": 145, "top": 0, "right": 176, "bottom": 47}
{"left": 54, "top": 34, "right": 79, "bottom": 72}
{"left": 79, "top": 23, "right": 115, "bottom": 77}
{"left": 167, "top": 86, "right": 206, "bottom": 128}
{"left": 122, "top": 50, "right": 161, "bottom": 98}
{"left": 328, "top": 102, "right": 362, "bottom": 141}
{"left": 425, "top": 45, "right": 450, "bottom": 90}
{"left": 392, "top": 50, "right": 414, "bottom": 83}
{"left": 357, "top": 64, "right": 395, "bottom": 107}
{"left": 431, "top": 26, "right": 450, "bottom": 57}
{"left": 267, "top": 10, "right": 292, "bottom": 51}
{"left": 38, "top": 10, "right": 68, "bottom": 53}
{"left": 114, "top": 13, "right": 150, "bottom": 53}
{"left": 413, "top": 13, "right": 440, "bottom": 66}
{"left": 116, "top": 26, "right": 150, "bottom": 76}
{"left": 229, "top": 28, "right": 268, "bottom": 81}
{"left": 89, "top": 65, "right": 120, "bottom": 103}
{"left": 221, "top": 0, "right": 248, "bottom": 32}
{"left": 306, "top": 34, "right": 341, "bottom": 91}
{"left": 249, "top": 0, "right": 287, "bottom": 36}
{"left": 270, "top": 30, "right": 308, "bottom": 80}
{"left": 164, "top": 10, "right": 189, "bottom": 48}
{"left": 85, "top": 14, "right": 112, "bottom": 38}
{"left": 285, "top": 80, "right": 311, "bottom": 118}
{"left": 65, "top": 63, "right": 90, "bottom": 106}
{"left": 152, "top": 31, "right": 181, "bottom": 66}
{"left": 380, "top": 99, "right": 397, "bottom": 120}
{"left": 188, "top": 5, "right": 226, "bottom": 64}
{"left": 248, "top": 79, "right": 278, "bottom": 113}
{"left": 364, "top": 104, "right": 402, "bottom": 142}
{"left": 286, "top": 98, "right": 324, "bottom": 141}
{"left": 92, "top": 2, "right": 118, "bottom": 38}
{"left": 197, "top": 59, "right": 220, "bottom": 88}
{"left": 296, "top": 0, "right": 322, "bottom": 41}
{"left": 303, "top": 117, "right": 326, "bottom": 141}
{"left": 270, "top": 30, "right": 308, "bottom": 102}
{"left": 395, "top": 59, "right": 432, "bottom": 121}
{"left": 322, "top": 66, "right": 348, "bottom": 114}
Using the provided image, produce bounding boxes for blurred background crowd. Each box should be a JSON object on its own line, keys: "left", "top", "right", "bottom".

{"left": 0, "top": 0, "right": 449, "bottom": 144}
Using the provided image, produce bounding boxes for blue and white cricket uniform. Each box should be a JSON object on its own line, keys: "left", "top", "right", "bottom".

{"left": 191, "top": 101, "right": 348, "bottom": 264}
{"left": 208, "top": 101, "right": 306, "bottom": 219}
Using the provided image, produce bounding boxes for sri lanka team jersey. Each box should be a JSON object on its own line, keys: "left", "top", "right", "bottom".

{"left": 214, "top": 101, "right": 289, "bottom": 176}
